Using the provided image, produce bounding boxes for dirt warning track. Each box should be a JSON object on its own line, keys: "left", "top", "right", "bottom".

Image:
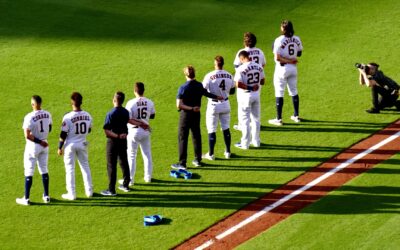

{"left": 174, "top": 120, "right": 400, "bottom": 250}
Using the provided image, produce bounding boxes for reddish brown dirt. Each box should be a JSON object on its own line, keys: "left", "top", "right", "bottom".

{"left": 174, "top": 120, "right": 400, "bottom": 250}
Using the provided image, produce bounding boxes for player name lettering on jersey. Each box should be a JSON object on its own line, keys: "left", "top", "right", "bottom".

{"left": 32, "top": 113, "right": 50, "bottom": 122}
{"left": 71, "top": 115, "right": 91, "bottom": 123}
{"left": 280, "top": 37, "right": 301, "bottom": 49}
{"left": 248, "top": 50, "right": 261, "bottom": 56}
{"left": 136, "top": 100, "right": 148, "bottom": 106}
{"left": 242, "top": 64, "right": 263, "bottom": 74}
{"left": 210, "top": 73, "right": 232, "bottom": 80}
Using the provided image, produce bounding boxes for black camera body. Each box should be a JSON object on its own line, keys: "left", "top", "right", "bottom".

{"left": 355, "top": 63, "right": 370, "bottom": 74}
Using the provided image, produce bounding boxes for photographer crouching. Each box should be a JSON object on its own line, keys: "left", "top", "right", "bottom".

{"left": 357, "top": 62, "right": 400, "bottom": 113}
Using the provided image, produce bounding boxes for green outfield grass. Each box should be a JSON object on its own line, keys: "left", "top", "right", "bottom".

{"left": 1, "top": 0, "right": 399, "bottom": 249}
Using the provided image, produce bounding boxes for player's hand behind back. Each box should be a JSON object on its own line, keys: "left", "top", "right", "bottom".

{"left": 40, "top": 141, "right": 49, "bottom": 148}
{"left": 57, "top": 149, "right": 63, "bottom": 156}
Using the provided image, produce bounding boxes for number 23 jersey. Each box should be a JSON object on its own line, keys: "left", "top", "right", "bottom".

{"left": 125, "top": 97, "right": 155, "bottom": 129}
{"left": 61, "top": 110, "right": 93, "bottom": 144}
{"left": 273, "top": 35, "right": 303, "bottom": 63}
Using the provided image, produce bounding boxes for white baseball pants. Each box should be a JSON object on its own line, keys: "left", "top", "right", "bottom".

{"left": 206, "top": 101, "right": 231, "bottom": 133}
{"left": 63, "top": 142, "right": 93, "bottom": 196}
{"left": 274, "top": 64, "right": 298, "bottom": 97}
{"left": 239, "top": 93, "right": 260, "bottom": 147}
{"left": 127, "top": 128, "right": 153, "bottom": 183}
{"left": 24, "top": 141, "right": 49, "bottom": 176}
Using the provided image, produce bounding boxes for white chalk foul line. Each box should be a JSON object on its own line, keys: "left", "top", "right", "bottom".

{"left": 194, "top": 131, "right": 400, "bottom": 250}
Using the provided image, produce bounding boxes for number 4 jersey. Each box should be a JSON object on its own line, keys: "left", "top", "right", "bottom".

{"left": 273, "top": 35, "right": 303, "bottom": 63}
{"left": 61, "top": 110, "right": 92, "bottom": 144}
{"left": 202, "top": 69, "right": 234, "bottom": 100}
{"left": 125, "top": 97, "right": 155, "bottom": 129}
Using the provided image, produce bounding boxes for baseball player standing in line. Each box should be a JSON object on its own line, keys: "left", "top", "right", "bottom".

{"left": 17, "top": 95, "right": 52, "bottom": 205}
{"left": 234, "top": 50, "right": 265, "bottom": 149}
{"left": 58, "top": 92, "right": 93, "bottom": 200}
{"left": 269, "top": 20, "right": 303, "bottom": 126}
{"left": 123, "top": 82, "right": 156, "bottom": 184}
{"left": 202, "top": 56, "right": 235, "bottom": 160}
{"left": 233, "top": 32, "right": 266, "bottom": 131}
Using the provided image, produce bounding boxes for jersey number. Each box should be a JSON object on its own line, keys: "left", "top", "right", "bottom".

{"left": 136, "top": 107, "right": 148, "bottom": 119}
{"left": 247, "top": 72, "right": 260, "bottom": 85}
{"left": 74, "top": 122, "right": 87, "bottom": 134}
{"left": 39, "top": 120, "right": 44, "bottom": 132}
{"left": 219, "top": 80, "right": 226, "bottom": 91}
{"left": 251, "top": 56, "right": 259, "bottom": 64}
{"left": 288, "top": 44, "right": 295, "bottom": 56}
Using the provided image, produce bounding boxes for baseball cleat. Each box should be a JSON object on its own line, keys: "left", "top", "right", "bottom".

{"left": 192, "top": 159, "right": 202, "bottom": 167}
{"left": 16, "top": 197, "right": 30, "bottom": 206}
{"left": 366, "top": 108, "right": 380, "bottom": 114}
{"left": 61, "top": 193, "right": 76, "bottom": 200}
{"left": 251, "top": 142, "right": 260, "bottom": 148}
{"left": 202, "top": 152, "right": 215, "bottom": 161}
{"left": 268, "top": 118, "right": 283, "bottom": 126}
{"left": 233, "top": 124, "right": 241, "bottom": 131}
{"left": 290, "top": 115, "right": 301, "bottom": 123}
{"left": 144, "top": 177, "right": 151, "bottom": 183}
{"left": 171, "top": 163, "right": 187, "bottom": 170}
{"left": 118, "top": 185, "right": 130, "bottom": 193}
{"left": 224, "top": 151, "right": 231, "bottom": 159}
{"left": 118, "top": 179, "right": 134, "bottom": 187}
{"left": 85, "top": 191, "right": 93, "bottom": 198}
{"left": 234, "top": 142, "right": 249, "bottom": 150}
{"left": 100, "top": 190, "right": 117, "bottom": 196}
{"left": 42, "top": 195, "right": 50, "bottom": 203}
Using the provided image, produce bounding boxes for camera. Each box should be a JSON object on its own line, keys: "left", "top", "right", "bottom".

{"left": 355, "top": 63, "right": 370, "bottom": 74}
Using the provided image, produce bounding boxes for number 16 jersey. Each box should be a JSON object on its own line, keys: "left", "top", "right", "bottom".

{"left": 61, "top": 110, "right": 93, "bottom": 145}
{"left": 125, "top": 97, "right": 155, "bottom": 129}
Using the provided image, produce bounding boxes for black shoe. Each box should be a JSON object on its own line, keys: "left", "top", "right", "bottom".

{"left": 366, "top": 108, "right": 380, "bottom": 114}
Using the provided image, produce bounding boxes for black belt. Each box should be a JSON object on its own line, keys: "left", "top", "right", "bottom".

{"left": 212, "top": 98, "right": 228, "bottom": 102}
{"left": 280, "top": 63, "right": 287, "bottom": 66}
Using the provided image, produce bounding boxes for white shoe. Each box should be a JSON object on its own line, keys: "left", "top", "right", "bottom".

{"left": 233, "top": 124, "right": 241, "bottom": 131}
{"left": 118, "top": 185, "right": 129, "bottom": 193}
{"left": 268, "top": 118, "right": 283, "bottom": 126}
{"left": 202, "top": 152, "right": 215, "bottom": 161}
{"left": 144, "top": 177, "right": 151, "bottom": 183}
{"left": 290, "top": 115, "right": 301, "bottom": 123}
{"left": 251, "top": 142, "right": 260, "bottom": 148}
{"left": 16, "top": 197, "right": 30, "bottom": 206}
{"left": 85, "top": 192, "right": 93, "bottom": 198}
{"left": 42, "top": 195, "right": 50, "bottom": 203}
{"left": 61, "top": 193, "right": 76, "bottom": 201}
{"left": 224, "top": 151, "right": 231, "bottom": 159}
{"left": 118, "top": 179, "right": 134, "bottom": 187}
{"left": 234, "top": 142, "right": 249, "bottom": 150}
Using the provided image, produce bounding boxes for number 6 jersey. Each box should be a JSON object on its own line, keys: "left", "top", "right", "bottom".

{"left": 61, "top": 110, "right": 93, "bottom": 144}
{"left": 125, "top": 97, "right": 155, "bottom": 129}
{"left": 273, "top": 35, "right": 303, "bottom": 63}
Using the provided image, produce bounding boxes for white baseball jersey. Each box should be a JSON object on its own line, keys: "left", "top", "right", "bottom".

{"left": 61, "top": 111, "right": 93, "bottom": 145}
{"left": 125, "top": 97, "right": 155, "bottom": 128}
{"left": 23, "top": 110, "right": 52, "bottom": 176}
{"left": 234, "top": 47, "right": 266, "bottom": 68}
{"left": 125, "top": 97, "right": 155, "bottom": 183}
{"left": 23, "top": 110, "right": 52, "bottom": 141}
{"left": 202, "top": 69, "right": 235, "bottom": 100}
{"left": 273, "top": 35, "right": 303, "bottom": 97}
{"left": 234, "top": 61, "right": 265, "bottom": 93}
{"left": 202, "top": 69, "right": 235, "bottom": 133}
{"left": 273, "top": 35, "right": 303, "bottom": 63}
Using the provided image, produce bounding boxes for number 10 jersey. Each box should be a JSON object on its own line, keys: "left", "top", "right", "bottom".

{"left": 61, "top": 110, "right": 93, "bottom": 145}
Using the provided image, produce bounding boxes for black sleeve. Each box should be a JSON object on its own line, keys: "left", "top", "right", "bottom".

{"left": 49, "top": 124, "right": 52, "bottom": 132}
{"left": 297, "top": 51, "right": 302, "bottom": 57}
{"left": 150, "top": 113, "right": 155, "bottom": 119}
{"left": 203, "top": 88, "right": 218, "bottom": 99}
{"left": 59, "top": 131, "right": 68, "bottom": 140}
{"left": 229, "top": 87, "right": 236, "bottom": 95}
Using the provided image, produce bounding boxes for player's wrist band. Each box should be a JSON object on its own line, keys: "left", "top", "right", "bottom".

{"left": 247, "top": 85, "right": 253, "bottom": 91}
{"left": 33, "top": 137, "right": 42, "bottom": 144}
{"left": 58, "top": 141, "right": 64, "bottom": 150}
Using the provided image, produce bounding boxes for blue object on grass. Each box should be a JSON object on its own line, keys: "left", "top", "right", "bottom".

{"left": 144, "top": 215, "right": 163, "bottom": 226}
{"left": 178, "top": 169, "right": 192, "bottom": 179}
{"left": 170, "top": 170, "right": 180, "bottom": 178}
